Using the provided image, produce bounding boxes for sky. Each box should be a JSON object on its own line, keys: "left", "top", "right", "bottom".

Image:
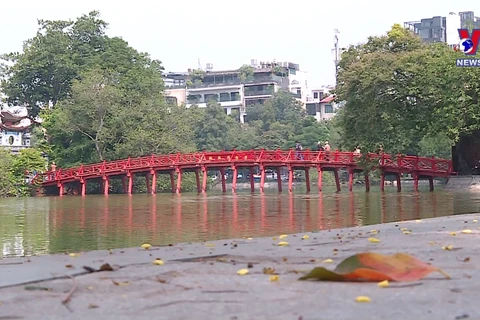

{"left": 1, "top": 1, "right": 478, "bottom": 88}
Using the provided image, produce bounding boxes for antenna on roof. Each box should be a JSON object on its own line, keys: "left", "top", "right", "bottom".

{"left": 197, "top": 58, "right": 203, "bottom": 70}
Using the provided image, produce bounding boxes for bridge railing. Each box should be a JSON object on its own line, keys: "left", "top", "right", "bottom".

{"left": 34, "top": 149, "right": 453, "bottom": 184}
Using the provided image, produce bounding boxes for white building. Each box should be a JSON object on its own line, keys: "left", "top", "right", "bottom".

{"left": 304, "top": 86, "right": 340, "bottom": 122}
{"left": 163, "top": 60, "right": 308, "bottom": 123}
{"left": 0, "top": 105, "right": 33, "bottom": 154}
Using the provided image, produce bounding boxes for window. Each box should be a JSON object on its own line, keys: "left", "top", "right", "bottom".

{"left": 219, "top": 92, "right": 231, "bottom": 102}
{"left": 8, "top": 136, "right": 14, "bottom": 145}
{"left": 313, "top": 92, "right": 318, "bottom": 99}
{"left": 231, "top": 92, "right": 240, "bottom": 101}
{"left": 204, "top": 94, "right": 218, "bottom": 102}
{"left": 306, "top": 103, "right": 317, "bottom": 115}
{"left": 324, "top": 104, "right": 334, "bottom": 113}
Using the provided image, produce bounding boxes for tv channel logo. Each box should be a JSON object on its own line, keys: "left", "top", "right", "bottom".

{"left": 455, "top": 29, "right": 480, "bottom": 67}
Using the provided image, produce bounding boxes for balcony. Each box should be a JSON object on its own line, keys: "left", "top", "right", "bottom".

{"left": 244, "top": 85, "right": 275, "bottom": 97}
{"left": 188, "top": 74, "right": 284, "bottom": 89}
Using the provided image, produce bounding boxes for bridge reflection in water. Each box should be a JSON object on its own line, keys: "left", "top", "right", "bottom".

{"left": 37, "top": 190, "right": 454, "bottom": 255}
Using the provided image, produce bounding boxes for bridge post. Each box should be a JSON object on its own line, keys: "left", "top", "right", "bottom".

{"left": 103, "top": 176, "right": 109, "bottom": 195}
{"left": 317, "top": 166, "right": 323, "bottom": 192}
{"left": 232, "top": 166, "right": 238, "bottom": 193}
{"left": 57, "top": 182, "right": 64, "bottom": 196}
{"left": 428, "top": 176, "right": 434, "bottom": 192}
{"left": 348, "top": 169, "right": 354, "bottom": 192}
{"left": 219, "top": 168, "right": 226, "bottom": 193}
{"left": 194, "top": 169, "right": 201, "bottom": 193}
{"left": 249, "top": 167, "right": 255, "bottom": 192}
{"left": 150, "top": 170, "right": 157, "bottom": 194}
{"left": 396, "top": 173, "right": 401, "bottom": 192}
{"left": 260, "top": 165, "right": 266, "bottom": 193}
{"left": 276, "top": 167, "right": 282, "bottom": 192}
{"left": 80, "top": 179, "right": 86, "bottom": 196}
{"left": 334, "top": 169, "right": 341, "bottom": 192}
{"left": 304, "top": 168, "right": 310, "bottom": 193}
{"left": 145, "top": 174, "right": 151, "bottom": 194}
{"left": 365, "top": 172, "right": 370, "bottom": 192}
{"left": 380, "top": 171, "right": 385, "bottom": 192}
{"left": 413, "top": 173, "right": 419, "bottom": 192}
{"left": 175, "top": 168, "right": 182, "bottom": 194}
{"left": 288, "top": 166, "right": 294, "bottom": 193}
{"left": 201, "top": 166, "right": 207, "bottom": 193}
{"left": 127, "top": 172, "right": 133, "bottom": 195}
{"left": 169, "top": 171, "right": 175, "bottom": 193}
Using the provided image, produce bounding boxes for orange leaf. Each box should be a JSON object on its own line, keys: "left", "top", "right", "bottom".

{"left": 299, "top": 252, "right": 450, "bottom": 282}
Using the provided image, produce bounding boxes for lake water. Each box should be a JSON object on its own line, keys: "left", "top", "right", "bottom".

{"left": 1, "top": 186, "right": 480, "bottom": 258}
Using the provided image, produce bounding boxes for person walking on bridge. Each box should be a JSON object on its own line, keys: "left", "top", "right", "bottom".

{"left": 295, "top": 141, "right": 304, "bottom": 160}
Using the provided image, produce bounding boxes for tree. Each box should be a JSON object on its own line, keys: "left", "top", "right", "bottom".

{"left": 11, "top": 148, "right": 47, "bottom": 177}
{"left": 239, "top": 65, "right": 254, "bottom": 83}
{"left": 0, "top": 148, "right": 17, "bottom": 197}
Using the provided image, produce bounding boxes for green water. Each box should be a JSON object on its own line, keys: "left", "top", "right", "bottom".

{"left": 1, "top": 186, "right": 479, "bottom": 258}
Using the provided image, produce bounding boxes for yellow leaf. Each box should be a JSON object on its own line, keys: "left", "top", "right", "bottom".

{"left": 429, "top": 241, "right": 436, "bottom": 245}
{"left": 473, "top": 220, "right": 478, "bottom": 223}
{"left": 152, "top": 259, "right": 164, "bottom": 265}
{"left": 272, "top": 237, "right": 278, "bottom": 240}
{"left": 415, "top": 219, "right": 422, "bottom": 222}
{"left": 449, "top": 232, "right": 457, "bottom": 236}
{"left": 205, "top": 243, "right": 215, "bottom": 247}
{"left": 322, "top": 259, "right": 334, "bottom": 263}
{"left": 377, "top": 280, "right": 389, "bottom": 288}
{"left": 370, "top": 229, "right": 378, "bottom": 234}
{"left": 301, "top": 235, "right": 310, "bottom": 240}
{"left": 279, "top": 234, "right": 288, "bottom": 239}
{"left": 403, "top": 231, "right": 412, "bottom": 235}
{"left": 461, "top": 229, "right": 472, "bottom": 234}
{"left": 141, "top": 243, "right": 151, "bottom": 250}
{"left": 247, "top": 237, "right": 253, "bottom": 240}
{"left": 368, "top": 237, "right": 380, "bottom": 243}
{"left": 277, "top": 241, "right": 289, "bottom": 246}
{"left": 69, "top": 253, "right": 79, "bottom": 257}
{"left": 442, "top": 245, "right": 453, "bottom": 251}
{"left": 269, "top": 275, "right": 279, "bottom": 282}
{"left": 355, "top": 296, "right": 371, "bottom": 303}
{"left": 237, "top": 269, "right": 249, "bottom": 275}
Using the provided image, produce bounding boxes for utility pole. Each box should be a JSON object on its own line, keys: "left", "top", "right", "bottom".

{"left": 332, "top": 29, "right": 340, "bottom": 83}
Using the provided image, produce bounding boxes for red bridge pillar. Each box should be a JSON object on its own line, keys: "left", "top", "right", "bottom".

{"left": 276, "top": 167, "right": 282, "bottom": 192}
{"left": 127, "top": 172, "right": 133, "bottom": 195}
{"left": 57, "top": 182, "right": 64, "bottom": 196}
{"left": 220, "top": 168, "right": 226, "bottom": 193}
{"left": 80, "top": 179, "right": 87, "bottom": 196}
{"left": 175, "top": 168, "right": 182, "bottom": 194}
{"left": 201, "top": 166, "right": 207, "bottom": 193}
{"left": 150, "top": 170, "right": 157, "bottom": 195}
{"left": 317, "top": 166, "right": 322, "bottom": 192}
{"left": 304, "top": 168, "right": 310, "bottom": 193}
{"left": 232, "top": 166, "right": 238, "bottom": 193}
{"left": 334, "top": 169, "right": 341, "bottom": 192}
{"left": 194, "top": 169, "right": 201, "bottom": 193}
{"left": 103, "top": 176, "right": 109, "bottom": 195}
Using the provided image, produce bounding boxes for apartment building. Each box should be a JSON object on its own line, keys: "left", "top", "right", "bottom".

{"left": 404, "top": 11, "right": 480, "bottom": 45}
{"left": 163, "top": 60, "right": 308, "bottom": 123}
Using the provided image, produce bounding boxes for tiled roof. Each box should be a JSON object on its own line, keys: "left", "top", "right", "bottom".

{"left": 320, "top": 96, "right": 335, "bottom": 103}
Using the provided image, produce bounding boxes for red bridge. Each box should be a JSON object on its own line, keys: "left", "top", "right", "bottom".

{"left": 33, "top": 149, "right": 453, "bottom": 196}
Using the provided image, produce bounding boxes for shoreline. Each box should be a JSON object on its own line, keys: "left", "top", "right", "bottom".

{"left": 1, "top": 214, "right": 480, "bottom": 319}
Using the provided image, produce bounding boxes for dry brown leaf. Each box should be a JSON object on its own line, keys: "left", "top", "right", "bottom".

{"left": 111, "top": 280, "right": 129, "bottom": 286}
{"left": 88, "top": 304, "right": 99, "bottom": 309}
{"left": 99, "top": 263, "right": 114, "bottom": 271}
{"left": 263, "top": 267, "right": 278, "bottom": 275}
{"left": 65, "top": 264, "right": 73, "bottom": 268}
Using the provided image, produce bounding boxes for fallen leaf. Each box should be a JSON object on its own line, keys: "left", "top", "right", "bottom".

{"left": 205, "top": 243, "right": 215, "bottom": 247}
{"left": 141, "top": 243, "right": 151, "bottom": 250}
{"left": 368, "top": 237, "right": 380, "bottom": 243}
{"left": 88, "top": 304, "right": 99, "bottom": 309}
{"left": 442, "top": 245, "right": 454, "bottom": 251}
{"left": 377, "top": 280, "right": 389, "bottom": 287}
{"left": 156, "top": 277, "right": 167, "bottom": 283}
{"left": 429, "top": 241, "right": 436, "bottom": 245}
{"left": 65, "top": 264, "right": 73, "bottom": 268}
{"left": 322, "top": 259, "right": 334, "bottom": 263}
{"left": 415, "top": 219, "right": 422, "bottom": 222}
{"left": 263, "top": 267, "right": 277, "bottom": 275}
{"left": 247, "top": 262, "right": 254, "bottom": 268}
{"left": 355, "top": 296, "right": 371, "bottom": 303}
{"left": 272, "top": 237, "right": 278, "bottom": 240}
{"left": 112, "top": 280, "right": 129, "bottom": 286}
{"left": 279, "top": 234, "right": 288, "bottom": 240}
{"left": 216, "top": 257, "right": 228, "bottom": 262}
{"left": 153, "top": 259, "right": 165, "bottom": 266}
{"left": 87, "top": 286, "right": 94, "bottom": 290}
{"left": 473, "top": 220, "right": 478, "bottom": 223}
{"left": 301, "top": 235, "right": 310, "bottom": 240}
{"left": 461, "top": 229, "right": 472, "bottom": 234}
{"left": 247, "top": 237, "right": 253, "bottom": 240}
{"left": 237, "top": 269, "right": 249, "bottom": 275}
{"left": 370, "top": 229, "right": 378, "bottom": 234}
{"left": 403, "top": 231, "right": 412, "bottom": 235}
{"left": 99, "top": 263, "right": 114, "bottom": 271}
{"left": 69, "top": 253, "right": 80, "bottom": 257}
{"left": 449, "top": 232, "right": 457, "bottom": 236}
{"left": 299, "top": 252, "right": 450, "bottom": 282}
{"left": 400, "top": 228, "right": 408, "bottom": 232}
{"left": 457, "top": 257, "right": 470, "bottom": 262}
{"left": 283, "top": 257, "right": 288, "bottom": 262}
{"left": 278, "top": 241, "right": 289, "bottom": 246}
{"left": 269, "top": 275, "right": 279, "bottom": 282}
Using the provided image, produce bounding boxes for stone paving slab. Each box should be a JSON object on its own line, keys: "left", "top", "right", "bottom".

{"left": 1, "top": 214, "right": 480, "bottom": 320}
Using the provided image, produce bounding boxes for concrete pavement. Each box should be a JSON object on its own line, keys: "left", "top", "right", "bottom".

{"left": 1, "top": 214, "right": 480, "bottom": 320}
